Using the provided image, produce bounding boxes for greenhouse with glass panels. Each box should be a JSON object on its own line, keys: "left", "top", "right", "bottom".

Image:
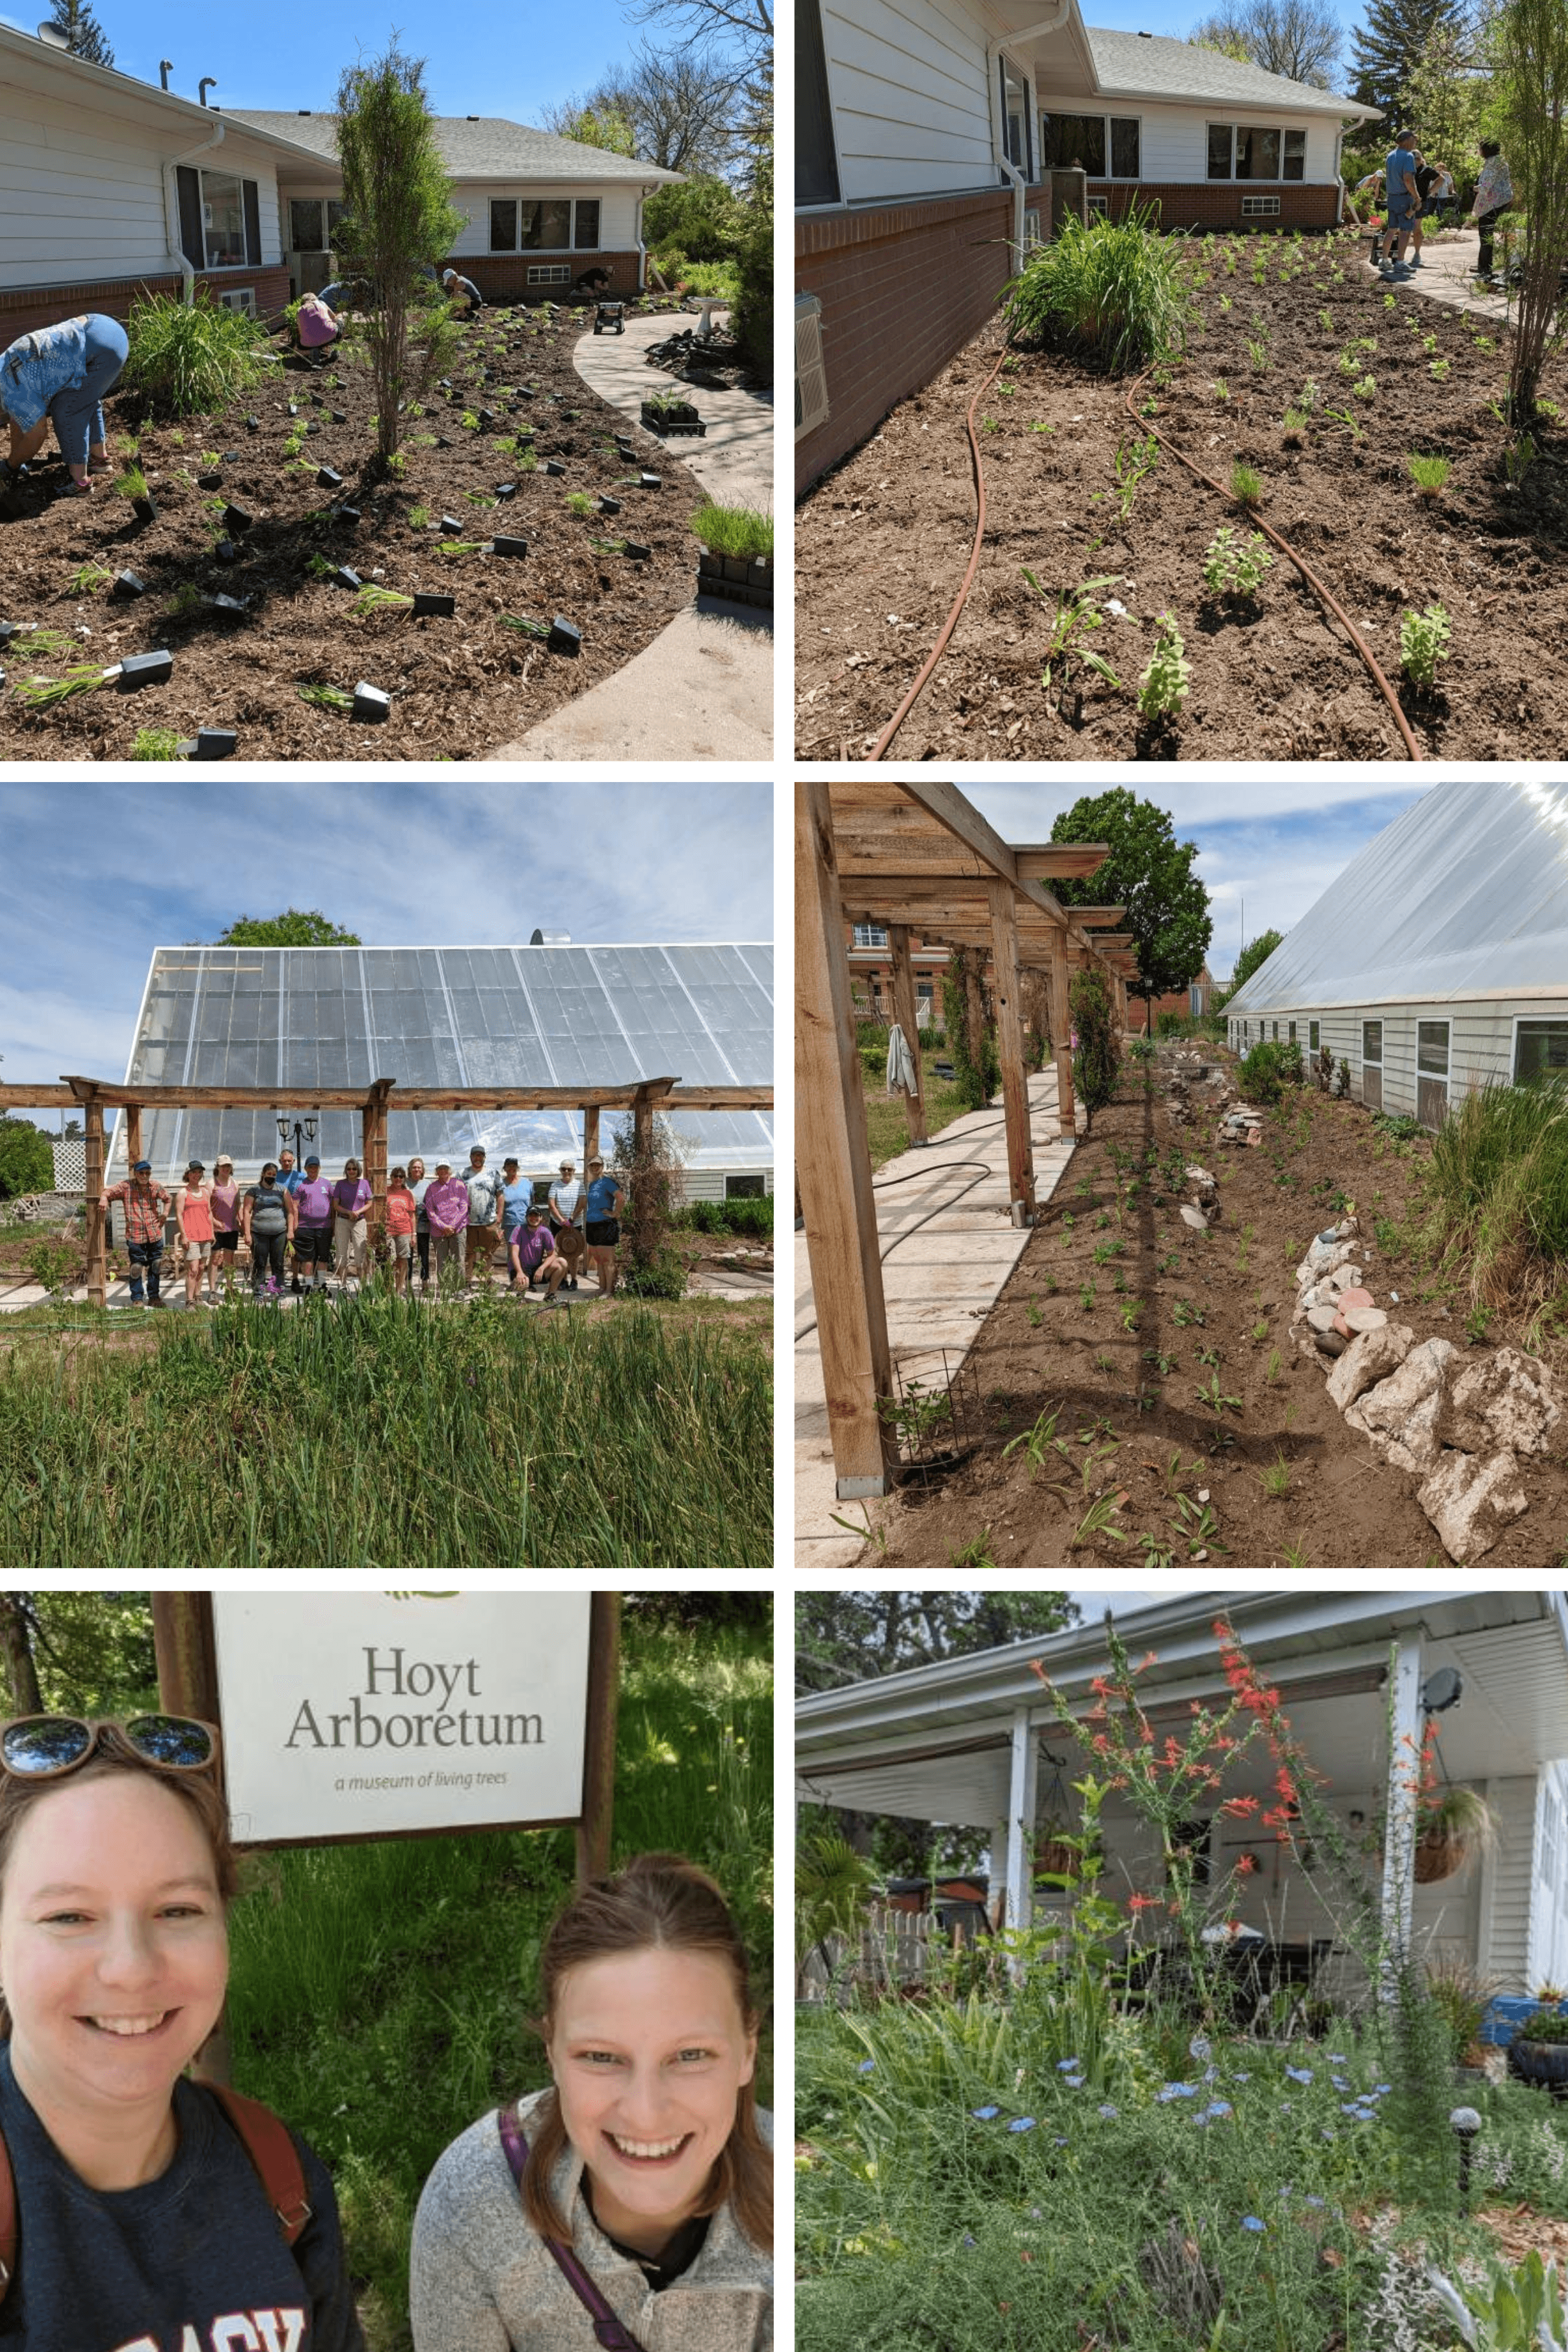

{"left": 1223, "top": 783, "right": 1568, "bottom": 1125}
{"left": 105, "top": 942, "right": 774, "bottom": 1198}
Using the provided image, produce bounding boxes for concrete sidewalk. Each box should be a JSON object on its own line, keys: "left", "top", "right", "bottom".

{"left": 1359, "top": 226, "right": 1513, "bottom": 324}
{"left": 795, "top": 1069, "right": 1081, "bottom": 1569}
{"left": 487, "top": 309, "right": 773, "bottom": 761}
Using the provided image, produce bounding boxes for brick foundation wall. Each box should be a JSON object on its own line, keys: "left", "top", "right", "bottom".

{"left": 795, "top": 188, "right": 1012, "bottom": 493}
{"left": 451, "top": 251, "right": 642, "bottom": 301}
{"left": 1092, "top": 181, "right": 1340, "bottom": 230}
{"left": 0, "top": 268, "right": 293, "bottom": 343}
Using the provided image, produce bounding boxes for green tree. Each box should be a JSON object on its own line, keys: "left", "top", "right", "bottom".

{"left": 0, "top": 1593, "right": 157, "bottom": 1713}
{"left": 730, "top": 68, "right": 773, "bottom": 374}
{"left": 940, "top": 947, "right": 998, "bottom": 1112}
{"left": 45, "top": 0, "right": 113, "bottom": 64}
{"left": 1217, "top": 925, "right": 1286, "bottom": 1007}
{"left": 1191, "top": 24, "right": 1253, "bottom": 59}
{"left": 796, "top": 1591, "right": 1076, "bottom": 1693}
{"left": 0, "top": 1117, "right": 55, "bottom": 1199}
{"left": 643, "top": 175, "right": 745, "bottom": 263}
{"left": 1049, "top": 789, "right": 1213, "bottom": 1032}
{"left": 1403, "top": 21, "right": 1490, "bottom": 186}
{"left": 1349, "top": 0, "right": 1468, "bottom": 121}
{"left": 1069, "top": 968, "right": 1121, "bottom": 1126}
{"left": 214, "top": 910, "right": 362, "bottom": 946}
{"left": 554, "top": 103, "right": 638, "bottom": 155}
{"left": 1493, "top": 0, "right": 1568, "bottom": 418}
{"left": 333, "top": 43, "right": 464, "bottom": 466}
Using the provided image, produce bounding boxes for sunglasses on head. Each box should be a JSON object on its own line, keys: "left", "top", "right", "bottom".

{"left": 0, "top": 1714, "right": 220, "bottom": 1781}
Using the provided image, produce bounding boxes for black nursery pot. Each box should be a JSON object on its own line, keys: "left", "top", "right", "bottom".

{"left": 132, "top": 495, "right": 158, "bottom": 524}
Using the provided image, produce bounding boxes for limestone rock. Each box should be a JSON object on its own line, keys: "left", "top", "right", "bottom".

{"left": 1418, "top": 1447, "right": 1529, "bottom": 1562}
{"left": 1432, "top": 1347, "right": 1562, "bottom": 1461}
{"left": 1346, "top": 1337, "right": 1458, "bottom": 1473}
{"left": 1342, "top": 1307, "right": 1389, "bottom": 1335}
{"left": 1328, "top": 1264, "right": 1366, "bottom": 1293}
{"left": 1179, "top": 1204, "right": 1209, "bottom": 1232}
{"left": 1294, "top": 1239, "right": 1360, "bottom": 1289}
{"left": 1326, "top": 1321, "right": 1413, "bottom": 1411}
{"left": 1306, "top": 1304, "right": 1342, "bottom": 1334}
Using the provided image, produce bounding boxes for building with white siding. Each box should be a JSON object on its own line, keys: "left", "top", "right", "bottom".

{"left": 1223, "top": 783, "right": 1568, "bottom": 1126}
{"left": 796, "top": 0, "right": 1378, "bottom": 486}
{"left": 1, "top": 26, "right": 679, "bottom": 344}
{"left": 797, "top": 1589, "right": 1568, "bottom": 2000}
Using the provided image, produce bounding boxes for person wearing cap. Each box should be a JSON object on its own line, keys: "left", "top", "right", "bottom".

{"left": 424, "top": 1161, "right": 471, "bottom": 1291}
{"left": 104, "top": 1158, "right": 173, "bottom": 1308}
{"left": 498, "top": 1156, "right": 532, "bottom": 1255}
{"left": 547, "top": 1158, "right": 586, "bottom": 1291}
{"left": 292, "top": 1154, "right": 336, "bottom": 1291}
{"left": 462, "top": 1144, "right": 503, "bottom": 1289}
{"left": 209, "top": 1155, "right": 241, "bottom": 1291}
{"left": 441, "top": 268, "right": 484, "bottom": 314}
{"left": 508, "top": 1202, "right": 568, "bottom": 1304}
{"left": 1376, "top": 128, "right": 1422, "bottom": 276}
{"left": 583, "top": 1157, "right": 625, "bottom": 1297}
{"left": 173, "top": 1159, "right": 217, "bottom": 1309}
{"left": 240, "top": 1161, "right": 296, "bottom": 1300}
{"left": 332, "top": 1156, "right": 373, "bottom": 1293}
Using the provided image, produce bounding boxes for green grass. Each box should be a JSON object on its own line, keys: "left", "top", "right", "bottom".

{"left": 0, "top": 1291, "right": 770, "bottom": 1567}
{"left": 860, "top": 1041, "right": 969, "bottom": 1170}
{"left": 691, "top": 500, "right": 774, "bottom": 559}
{"left": 1004, "top": 208, "right": 1193, "bottom": 373}
{"left": 131, "top": 727, "right": 182, "bottom": 760}
{"left": 123, "top": 289, "right": 279, "bottom": 416}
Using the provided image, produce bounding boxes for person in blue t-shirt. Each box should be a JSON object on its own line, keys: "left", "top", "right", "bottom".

{"left": 275, "top": 1148, "right": 307, "bottom": 1291}
{"left": 499, "top": 1157, "right": 533, "bottom": 1248}
{"left": 583, "top": 1156, "right": 625, "bottom": 1297}
{"left": 1375, "top": 129, "right": 1421, "bottom": 276}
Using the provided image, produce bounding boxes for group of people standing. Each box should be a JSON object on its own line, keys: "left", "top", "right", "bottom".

{"left": 1359, "top": 133, "right": 1514, "bottom": 282}
{"left": 104, "top": 1144, "right": 627, "bottom": 1308}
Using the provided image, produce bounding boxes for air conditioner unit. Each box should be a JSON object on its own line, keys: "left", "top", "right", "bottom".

{"left": 215, "top": 286, "right": 255, "bottom": 313}
{"left": 795, "top": 292, "right": 830, "bottom": 442}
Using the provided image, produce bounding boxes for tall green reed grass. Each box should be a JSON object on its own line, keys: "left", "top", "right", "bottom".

{"left": 0, "top": 1293, "right": 770, "bottom": 1566}
{"left": 1419, "top": 1074, "right": 1568, "bottom": 1308}
{"left": 1004, "top": 210, "right": 1193, "bottom": 374}
{"left": 123, "top": 290, "right": 279, "bottom": 416}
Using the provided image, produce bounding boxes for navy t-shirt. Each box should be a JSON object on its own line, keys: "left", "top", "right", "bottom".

{"left": 0, "top": 2048, "right": 365, "bottom": 2351}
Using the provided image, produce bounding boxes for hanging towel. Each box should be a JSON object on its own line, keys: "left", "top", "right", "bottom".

{"left": 886, "top": 1023, "right": 919, "bottom": 1098}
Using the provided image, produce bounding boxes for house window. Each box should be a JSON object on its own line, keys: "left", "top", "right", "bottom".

{"left": 1417, "top": 1021, "right": 1450, "bottom": 1078}
{"left": 1288, "top": 1021, "right": 1296, "bottom": 1043}
{"left": 1363, "top": 1021, "right": 1383, "bottom": 1064}
{"left": 725, "top": 1174, "right": 766, "bottom": 1200}
{"left": 798, "top": 0, "right": 841, "bottom": 206}
{"left": 1242, "top": 193, "right": 1282, "bottom": 216}
{"left": 527, "top": 263, "right": 571, "bottom": 285}
{"left": 852, "top": 923, "right": 889, "bottom": 949}
{"left": 1039, "top": 113, "right": 1141, "bottom": 179}
{"left": 1000, "top": 58, "right": 1035, "bottom": 180}
{"left": 1208, "top": 125, "right": 1308, "bottom": 182}
{"left": 1516, "top": 1020, "right": 1568, "bottom": 1084}
{"left": 491, "top": 199, "right": 517, "bottom": 250}
{"left": 574, "top": 199, "right": 600, "bottom": 249}
{"left": 493, "top": 199, "right": 581, "bottom": 252}
{"left": 1272, "top": 1020, "right": 1279, "bottom": 1042}
{"left": 176, "top": 165, "right": 261, "bottom": 270}
{"left": 1111, "top": 117, "right": 1141, "bottom": 178}
{"left": 1309, "top": 1020, "right": 1320, "bottom": 1051}
{"left": 290, "top": 199, "right": 323, "bottom": 252}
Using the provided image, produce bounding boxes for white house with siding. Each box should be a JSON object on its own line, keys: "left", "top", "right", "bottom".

{"left": 1224, "top": 783, "right": 1568, "bottom": 1126}
{"left": 795, "top": 0, "right": 1377, "bottom": 486}
{"left": 797, "top": 1588, "right": 1568, "bottom": 1999}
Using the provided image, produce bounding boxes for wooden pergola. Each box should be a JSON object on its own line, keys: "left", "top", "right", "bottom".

{"left": 797, "top": 779, "right": 1134, "bottom": 1498}
{"left": 0, "top": 1077, "right": 773, "bottom": 1310}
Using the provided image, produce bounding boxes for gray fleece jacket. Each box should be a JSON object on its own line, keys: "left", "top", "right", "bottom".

{"left": 409, "top": 2087, "right": 773, "bottom": 2352}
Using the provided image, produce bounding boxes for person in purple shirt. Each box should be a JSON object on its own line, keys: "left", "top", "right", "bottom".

{"left": 292, "top": 1154, "right": 336, "bottom": 1291}
{"left": 508, "top": 1202, "right": 568, "bottom": 1304}
{"left": 333, "top": 1157, "right": 373, "bottom": 1293}
{"left": 423, "top": 1161, "right": 471, "bottom": 1293}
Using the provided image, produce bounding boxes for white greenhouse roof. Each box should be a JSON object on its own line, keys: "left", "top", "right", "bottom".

{"left": 107, "top": 943, "right": 773, "bottom": 1181}
{"left": 1225, "top": 783, "right": 1568, "bottom": 1018}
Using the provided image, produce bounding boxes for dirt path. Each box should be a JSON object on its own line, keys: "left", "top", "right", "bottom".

{"left": 797, "top": 226, "right": 1568, "bottom": 761}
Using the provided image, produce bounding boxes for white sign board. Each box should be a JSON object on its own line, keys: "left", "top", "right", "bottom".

{"left": 212, "top": 1592, "right": 593, "bottom": 1845}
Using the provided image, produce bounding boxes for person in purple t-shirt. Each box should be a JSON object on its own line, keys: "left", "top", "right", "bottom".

{"left": 508, "top": 1202, "right": 569, "bottom": 1304}
{"left": 292, "top": 1154, "right": 336, "bottom": 1291}
{"left": 333, "top": 1157, "right": 373, "bottom": 1292}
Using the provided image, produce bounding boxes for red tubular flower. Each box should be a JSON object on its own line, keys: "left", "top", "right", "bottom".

{"left": 1222, "top": 1795, "right": 1260, "bottom": 1817}
{"left": 1236, "top": 1853, "right": 1258, "bottom": 1875}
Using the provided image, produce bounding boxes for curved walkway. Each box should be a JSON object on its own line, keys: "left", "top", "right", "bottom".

{"left": 487, "top": 309, "right": 773, "bottom": 762}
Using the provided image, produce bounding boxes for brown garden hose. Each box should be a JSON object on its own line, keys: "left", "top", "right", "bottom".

{"left": 863, "top": 338, "right": 1424, "bottom": 763}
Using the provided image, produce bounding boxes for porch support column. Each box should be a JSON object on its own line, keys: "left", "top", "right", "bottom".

{"left": 83, "top": 1098, "right": 106, "bottom": 1309}
{"left": 1048, "top": 927, "right": 1076, "bottom": 1140}
{"left": 1379, "top": 1629, "right": 1425, "bottom": 1991}
{"left": 125, "top": 1103, "right": 143, "bottom": 1170}
{"left": 796, "top": 780, "right": 894, "bottom": 1499}
{"left": 988, "top": 878, "right": 1035, "bottom": 1220}
{"left": 1473, "top": 1778, "right": 1499, "bottom": 1977}
{"left": 887, "top": 924, "right": 927, "bottom": 1147}
{"left": 1004, "top": 1705, "right": 1039, "bottom": 1950}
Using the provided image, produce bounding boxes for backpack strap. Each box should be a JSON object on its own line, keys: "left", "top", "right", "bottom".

{"left": 497, "top": 2106, "right": 647, "bottom": 2352}
{"left": 0, "top": 2119, "right": 14, "bottom": 2306}
{"left": 205, "top": 2084, "right": 313, "bottom": 2246}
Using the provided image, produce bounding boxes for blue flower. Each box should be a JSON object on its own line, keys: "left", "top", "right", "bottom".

{"left": 1285, "top": 2065, "right": 1313, "bottom": 2084}
{"left": 962, "top": 2233, "right": 977, "bottom": 2249}
{"left": 1008, "top": 2117, "right": 1037, "bottom": 2134}
{"left": 1231, "top": 2070, "right": 1252, "bottom": 2082}
{"left": 1058, "top": 2057, "right": 1082, "bottom": 2072}
{"left": 1205, "top": 2101, "right": 1233, "bottom": 2119}
{"left": 1098, "top": 2103, "right": 1119, "bottom": 2119}
{"left": 1242, "top": 2217, "right": 1265, "bottom": 2234}
{"left": 1189, "top": 2034, "right": 1212, "bottom": 2063}
{"left": 971, "top": 2104, "right": 1001, "bottom": 2120}
{"left": 858, "top": 2059, "right": 875, "bottom": 2074}
{"left": 1157, "top": 2082, "right": 1198, "bottom": 2102}
{"left": 1303, "top": 2196, "right": 1325, "bottom": 2210}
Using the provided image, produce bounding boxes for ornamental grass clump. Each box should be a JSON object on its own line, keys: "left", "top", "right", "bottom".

{"left": 1230, "top": 460, "right": 1264, "bottom": 506}
{"left": 123, "top": 290, "right": 278, "bottom": 417}
{"left": 1004, "top": 208, "right": 1192, "bottom": 374}
{"left": 1407, "top": 453, "right": 1452, "bottom": 499}
{"left": 691, "top": 501, "right": 774, "bottom": 559}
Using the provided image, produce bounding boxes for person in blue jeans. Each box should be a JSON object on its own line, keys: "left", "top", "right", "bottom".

{"left": 0, "top": 313, "right": 131, "bottom": 494}
{"left": 1375, "top": 130, "right": 1420, "bottom": 278}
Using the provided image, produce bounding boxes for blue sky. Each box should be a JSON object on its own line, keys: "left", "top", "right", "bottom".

{"left": 961, "top": 783, "right": 1427, "bottom": 985}
{"left": 0, "top": 0, "right": 665, "bottom": 122}
{"left": 0, "top": 781, "right": 771, "bottom": 1127}
{"left": 1068, "top": 0, "right": 1363, "bottom": 52}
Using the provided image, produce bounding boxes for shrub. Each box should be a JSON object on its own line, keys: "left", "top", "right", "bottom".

{"left": 690, "top": 502, "right": 773, "bottom": 559}
{"left": 942, "top": 947, "right": 999, "bottom": 1112}
{"left": 123, "top": 291, "right": 278, "bottom": 417}
{"left": 678, "top": 260, "right": 740, "bottom": 300}
{"left": 1400, "top": 602, "right": 1452, "bottom": 689}
{"left": 1004, "top": 208, "right": 1192, "bottom": 374}
{"left": 1069, "top": 970, "right": 1121, "bottom": 1126}
{"left": 673, "top": 1196, "right": 773, "bottom": 1238}
{"left": 1240, "top": 1039, "right": 1303, "bottom": 1104}
{"left": 729, "top": 179, "right": 773, "bottom": 380}
{"left": 0, "top": 1118, "right": 55, "bottom": 1199}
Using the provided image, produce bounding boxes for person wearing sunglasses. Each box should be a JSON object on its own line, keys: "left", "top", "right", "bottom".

{"left": 0, "top": 1715, "right": 365, "bottom": 2350}
{"left": 410, "top": 1853, "right": 773, "bottom": 2351}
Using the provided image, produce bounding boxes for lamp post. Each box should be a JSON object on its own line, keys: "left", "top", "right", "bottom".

{"left": 1450, "top": 2105, "right": 1482, "bottom": 2214}
{"left": 276, "top": 1110, "right": 319, "bottom": 1167}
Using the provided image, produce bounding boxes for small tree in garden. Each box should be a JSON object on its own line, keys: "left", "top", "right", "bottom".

{"left": 611, "top": 1110, "right": 690, "bottom": 1297}
{"left": 940, "top": 947, "right": 998, "bottom": 1112}
{"left": 1493, "top": 0, "right": 1568, "bottom": 419}
{"left": 1069, "top": 969, "right": 1121, "bottom": 1127}
{"left": 333, "top": 44, "right": 464, "bottom": 466}
{"left": 0, "top": 1118, "right": 55, "bottom": 1200}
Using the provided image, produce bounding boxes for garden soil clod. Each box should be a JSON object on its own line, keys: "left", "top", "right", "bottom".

{"left": 0, "top": 301, "right": 706, "bottom": 760}
{"left": 797, "top": 229, "right": 1568, "bottom": 760}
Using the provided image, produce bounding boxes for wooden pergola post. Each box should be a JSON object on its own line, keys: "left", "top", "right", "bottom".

{"left": 1048, "top": 930, "right": 1076, "bottom": 1140}
{"left": 360, "top": 1077, "right": 394, "bottom": 1236}
{"left": 80, "top": 1091, "right": 106, "bottom": 1309}
{"left": 581, "top": 1106, "right": 600, "bottom": 1172}
{"left": 797, "top": 781, "right": 894, "bottom": 1499}
{"left": 987, "top": 878, "right": 1035, "bottom": 1220}
{"left": 886, "top": 923, "right": 927, "bottom": 1147}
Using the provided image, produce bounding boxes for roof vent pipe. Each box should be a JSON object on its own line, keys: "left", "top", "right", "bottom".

{"left": 159, "top": 57, "right": 173, "bottom": 87}
{"left": 198, "top": 75, "right": 216, "bottom": 105}
{"left": 529, "top": 929, "right": 571, "bottom": 945}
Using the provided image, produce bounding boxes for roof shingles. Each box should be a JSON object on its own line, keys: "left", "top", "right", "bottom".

{"left": 226, "top": 112, "right": 681, "bottom": 182}
{"left": 1082, "top": 28, "right": 1378, "bottom": 117}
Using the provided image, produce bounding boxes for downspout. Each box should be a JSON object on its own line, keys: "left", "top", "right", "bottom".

{"left": 988, "top": 2, "right": 1070, "bottom": 268}
{"left": 162, "top": 112, "right": 225, "bottom": 305}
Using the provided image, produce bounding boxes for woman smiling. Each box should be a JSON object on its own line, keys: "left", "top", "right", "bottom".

{"left": 0, "top": 1715, "right": 364, "bottom": 2349}
{"left": 410, "top": 1854, "right": 773, "bottom": 2350}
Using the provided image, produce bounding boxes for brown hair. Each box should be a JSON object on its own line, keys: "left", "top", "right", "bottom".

{"left": 521, "top": 1853, "right": 771, "bottom": 2256}
{"left": 0, "top": 1728, "right": 240, "bottom": 2040}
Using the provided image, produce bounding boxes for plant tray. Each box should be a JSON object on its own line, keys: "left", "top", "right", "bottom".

{"left": 641, "top": 402, "right": 704, "bottom": 436}
{"left": 697, "top": 549, "right": 773, "bottom": 610}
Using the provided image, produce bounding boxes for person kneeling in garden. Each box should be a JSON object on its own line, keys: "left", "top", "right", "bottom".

{"left": 0, "top": 313, "right": 129, "bottom": 497}
{"left": 509, "top": 1204, "right": 568, "bottom": 1304}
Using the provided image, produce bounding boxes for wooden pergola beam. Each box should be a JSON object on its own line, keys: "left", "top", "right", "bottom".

{"left": 57, "top": 1078, "right": 698, "bottom": 1112}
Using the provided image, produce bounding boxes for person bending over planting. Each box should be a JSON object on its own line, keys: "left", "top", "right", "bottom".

{"left": 0, "top": 315, "right": 130, "bottom": 498}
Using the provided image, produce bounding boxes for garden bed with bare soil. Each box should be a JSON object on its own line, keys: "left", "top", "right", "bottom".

{"left": 796, "top": 227, "right": 1568, "bottom": 761}
{"left": 0, "top": 299, "right": 705, "bottom": 761}
{"left": 855, "top": 1061, "right": 1568, "bottom": 1570}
